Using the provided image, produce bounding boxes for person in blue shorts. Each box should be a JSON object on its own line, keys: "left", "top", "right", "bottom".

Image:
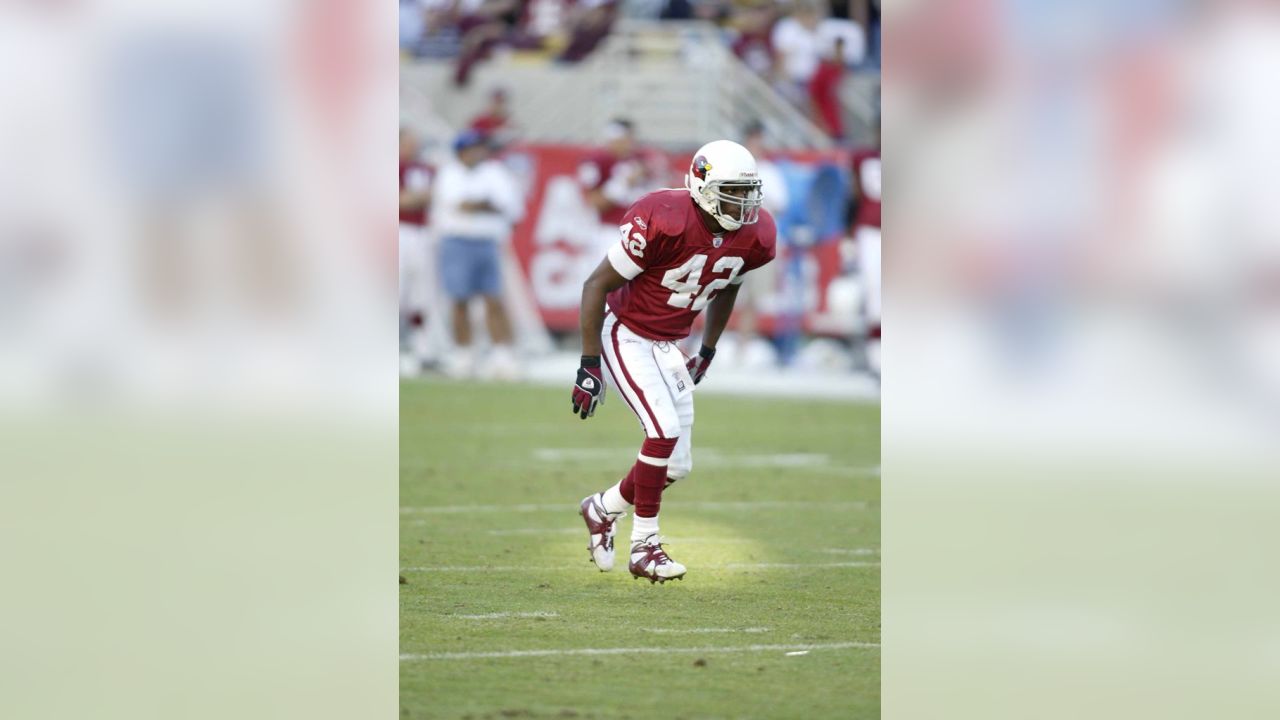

{"left": 432, "top": 130, "right": 525, "bottom": 378}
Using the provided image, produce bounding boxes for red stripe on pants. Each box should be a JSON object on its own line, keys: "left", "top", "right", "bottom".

{"left": 610, "top": 319, "right": 666, "bottom": 439}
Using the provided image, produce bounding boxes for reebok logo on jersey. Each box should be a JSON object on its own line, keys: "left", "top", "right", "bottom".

{"left": 634, "top": 216, "right": 647, "bottom": 230}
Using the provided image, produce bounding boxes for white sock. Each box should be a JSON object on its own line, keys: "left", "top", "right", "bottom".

{"left": 631, "top": 514, "right": 659, "bottom": 545}
{"left": 600, "top": 482, "right": 630, "bottom": 516}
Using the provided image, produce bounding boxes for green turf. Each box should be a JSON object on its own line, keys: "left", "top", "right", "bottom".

{"left": 400, "top": 378, "right": 880, "bottom": 719}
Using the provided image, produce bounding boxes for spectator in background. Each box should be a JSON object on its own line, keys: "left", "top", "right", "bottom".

{"left": 657, "top": 0, "right": 695, "bottom": 20}
{"left": 453, "top": 0, "right": 551, "bottom": 85}
{"left": 770, "top": 0, "right": 825, "bottom": 105}
{"left": 453, "top": 0, "right": 521, "bottom": 86}
{"left": 402, "top": 0, "right": 463, "bottom": 59}
{"left": 578, "top": 119, "right": 658, "bottom": 231}
{"left": 468, "top": 87, "right": 514, "bottom": 144}
{"left": 809, "top": 36, "right": 846, "bottom": 140}
{"left": 433, "top": 130, "right": 526, "bottom": 379}
{"left": 400, "top": 0, "right": 426, "bottom": 51}
{"left": 847, "top": 0, "right": 880, "bottom": 69}
{"left": 400, "top": 126, "right": 435, "bottom": 374}
{"left": 557, "top": 0, "right": 618, "bottom": 63}
{"left": 728, "top": 1, "right": 780, "bottom": 79}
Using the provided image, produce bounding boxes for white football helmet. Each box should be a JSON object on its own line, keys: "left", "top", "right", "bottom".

{"left": 685, "top": 140, "right": 764, "bottom": 232}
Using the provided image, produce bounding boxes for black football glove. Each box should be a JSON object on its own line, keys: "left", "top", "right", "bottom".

{"left": 686, "top": 345, "right": 715, "bottom": 385}
{"left": 571, "top": 356, "right": 605, "bottom": 419}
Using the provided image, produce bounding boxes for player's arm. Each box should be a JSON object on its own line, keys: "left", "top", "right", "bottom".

{"left": 701, "top": 282, "right": 740, "bottom": 351}
{"left": 579, "top": 258, "right": 629, "bottom": 356}
{"left": 579, "top": 160, "right": 618, "bottom": 214}
{"left": 584, "top": 187, "right": 614, "bottom": 214}
{"left": 572, "top": 258, "right": 629, "bottom": 419}
{"left": 686, "top": 283, "right": 740, "bottom": 385}
{"left": 400, "top": 187, "right": 429, "bottom": 211}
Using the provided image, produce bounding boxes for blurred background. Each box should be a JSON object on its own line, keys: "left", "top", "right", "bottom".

{"left": 399, "top": 0, "right": 883, "bottom": 399}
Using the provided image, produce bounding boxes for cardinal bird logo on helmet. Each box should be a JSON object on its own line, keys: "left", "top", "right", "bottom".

{"left": 692, "top": 155, "right": 712, "bottom": 180}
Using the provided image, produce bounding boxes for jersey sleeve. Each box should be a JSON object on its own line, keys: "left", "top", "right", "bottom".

{"left": 605, "top": 201, "right": 658, "bottom": 280}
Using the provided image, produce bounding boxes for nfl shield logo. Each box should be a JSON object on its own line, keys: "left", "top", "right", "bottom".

{"left": 712, "top": 235, "right": 723, "bottom": 248}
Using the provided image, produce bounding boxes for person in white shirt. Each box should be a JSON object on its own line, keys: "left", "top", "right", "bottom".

{"left": 432, "top": 130, "right": 525, "bottom": 378}
{"left": 770, "top": 1, "right": 824, "bottom": 105}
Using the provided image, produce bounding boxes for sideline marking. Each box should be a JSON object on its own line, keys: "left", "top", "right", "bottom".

{"left": 400, "top": 641, "right": 879, "bottom": 661}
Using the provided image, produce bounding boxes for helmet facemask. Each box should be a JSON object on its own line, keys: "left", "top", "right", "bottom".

{"left": 699, "top": 179, "right": 763, "bottom": 232}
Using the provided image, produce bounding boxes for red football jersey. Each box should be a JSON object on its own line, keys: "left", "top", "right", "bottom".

{"left": 605, "top": 189, "right": 777, "bottom": 341}
{"left": 399, "top": 160, "right": 432, "bottom": 226}
{"left": 850, "top": 148, "right": 881, "bottom": 229}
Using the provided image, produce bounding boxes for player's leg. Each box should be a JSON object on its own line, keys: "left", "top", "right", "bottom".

{"left": 582, "top": 315, "right": 682, "bottom": 573}
{"left": 476, "top": 241, "right": 517, "bottom": 379}
{"left": 598, "top": 316, "right": 688, "bottom": 581}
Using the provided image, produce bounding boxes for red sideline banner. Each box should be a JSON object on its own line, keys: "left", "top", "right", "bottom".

{"left": 502, "top": 143, "right": 851, "bottom": 337}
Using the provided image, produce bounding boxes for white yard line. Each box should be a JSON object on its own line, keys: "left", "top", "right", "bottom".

{"left": 401, "top": 500, "right": 870, "bottom": 514}
{"left": 821, "top": 548, "right": 880, "bottom": 555}
{"left": 642, "top": 627, "right": 770, "bottom": 634}
{"left": 448, "top": 611, "right": 560, "bottom": 620}
{"left": 401, "top": 561, "right": 879, "bottom": 572}
{"left": 530, "top": 448, "right": 879, "bottom": 475}
{"left": 400, "top": 641, "right": 879, "bottom": 661}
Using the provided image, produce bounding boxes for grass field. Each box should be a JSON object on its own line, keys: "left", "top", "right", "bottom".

{"left": 400, "top": 378, "right": 880, "bottom": 719}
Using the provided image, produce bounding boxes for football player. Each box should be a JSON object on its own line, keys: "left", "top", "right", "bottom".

{"left": 573, "top": 140, "right": 777, "bottom": 583}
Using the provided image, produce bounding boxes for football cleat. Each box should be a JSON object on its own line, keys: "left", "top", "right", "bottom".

{"left": 628, "top": 534, "right": 687, "bottom": 584}
{"left": 580, "top": 493, "right": 622, "bottom": 572}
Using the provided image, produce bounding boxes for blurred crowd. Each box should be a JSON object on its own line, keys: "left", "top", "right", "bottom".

{"left": 400, "top": 0, "right": 880, "bottom": 142}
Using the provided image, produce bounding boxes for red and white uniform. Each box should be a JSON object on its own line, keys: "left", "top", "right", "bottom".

{"left": 599, "top": 189, "right": 777, "bottom": 463}
{"left": 399, "top": 159, "right": 434, "bottom": 323}
{"left": 850, "top": 148, "right": 881, "bottom": 323}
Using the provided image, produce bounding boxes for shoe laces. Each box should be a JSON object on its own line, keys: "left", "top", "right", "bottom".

{"left": 634, "top": 535, "right": 672, "bottom": 564}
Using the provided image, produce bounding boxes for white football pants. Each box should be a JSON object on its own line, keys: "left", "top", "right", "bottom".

{"left": 600, "top": 312, "right": 695, "bottom": 481}
{"left": 399, "top": 223, "right": 431, "bottom": 316}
